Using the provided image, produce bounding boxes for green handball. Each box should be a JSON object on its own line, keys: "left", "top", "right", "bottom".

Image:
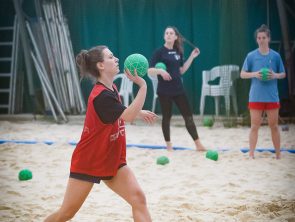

{"left": 156, "top": 156, "right": 169, "bottom": 165}
{"left": 18, "top": 169, "right": 33, "bottom": 181}
{"left": 260, "top": 68, "right": 269, "bottom": 81}
{"left": 206, "top": 150, "right": 219, "bottom": 161}
{"left": 155, "top": 62, "right": 167, "bottom": 70}
{"left": 124, "top": 54, "right": 149, "bottom": 77}
{"left": 203, "top": 117, "right": 214, "bottom": 127}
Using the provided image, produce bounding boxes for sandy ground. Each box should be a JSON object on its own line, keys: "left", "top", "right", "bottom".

{"left": 0, "top": 118, "right": 294, "bottom": 222}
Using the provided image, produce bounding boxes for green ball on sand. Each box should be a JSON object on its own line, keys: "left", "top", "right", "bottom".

{"left": 203, "top": 117, "right": 214, "bottom": 127}
{"left": 156, "top": 156, "right": 169, "bottom": 165}
{"left": 18, "top": 169, "right": 33, "bottom": 181}
{"left": 206, "top": 150, "right": 218, "bottom": 161}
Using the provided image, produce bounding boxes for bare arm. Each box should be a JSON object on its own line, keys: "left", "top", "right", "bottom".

{"left": 270, "top": 71, "right": 286, "bottom": 79}
{"left": 240, "top": 70, "right": 286, "bottom": 80}
{"left": 148, "top": 67, "right": 172, "bottom": 81}
{"left": 240, "top": 70, "right": 260, "bottom": 79}
{"left": 180, "top": 48, "right": 200, "bottom": 74}
{"left": 120, "top": 70, "right": 147, "bottom": 122}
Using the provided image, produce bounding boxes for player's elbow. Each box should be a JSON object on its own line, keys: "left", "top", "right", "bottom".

{"left": 240, "top": 71, "right": 247, "bottom": 79}
{"left": 179, "top": 67, "right": 185, "bottom": 75}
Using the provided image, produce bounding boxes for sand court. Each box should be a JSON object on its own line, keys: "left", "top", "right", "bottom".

{"left": 0, "top": 119, "right": 294, "bottom": 221}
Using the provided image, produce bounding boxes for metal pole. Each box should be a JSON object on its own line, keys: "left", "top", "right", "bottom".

{"left": 44, "top": 3, "right": 69, "bottom": 111}
{"left": 64, "top": 20, "right": 86, "bottom": 113}
{"left": 31, "top": 52, "right": 68, "bottom": 122}
{"left": 9, "top": 17, "right": 19, "bottom": 114}
{"left": 39, "top": 19, "right": 65, "bottom": 110}
{"left": 31, "top": 52, "right": 58, "bottom": 122}
{"left": 26, "top": 22, "right": 54, "bottom": 93}
{"left": 27, "top": 21, "right": 67, "bottom": 121}
{"left": 12, "top": 0, "right": 35, "bottom": 104}
{"left": 56, "top": 0, "right": 85, "bottom": 113}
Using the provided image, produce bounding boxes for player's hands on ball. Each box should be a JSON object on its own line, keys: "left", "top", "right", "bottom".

{"left": 125, "top": 68, "right": 146, "bottom": 88}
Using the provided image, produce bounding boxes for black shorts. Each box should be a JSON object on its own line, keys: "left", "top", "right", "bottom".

{"left": 69, "top": 163, "right": 127, "bottom": 184}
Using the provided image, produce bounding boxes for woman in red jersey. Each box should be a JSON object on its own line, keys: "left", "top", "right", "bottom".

{"left": 45, "top": 45, "right": 156, "bottom": 222}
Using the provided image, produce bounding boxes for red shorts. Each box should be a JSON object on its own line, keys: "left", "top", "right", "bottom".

{"left": 248, "top": 102, "right": 280, "bottom": 110}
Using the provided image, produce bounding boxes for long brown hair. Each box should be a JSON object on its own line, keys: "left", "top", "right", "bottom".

{"left": 76, "top": 45, "right": 107, "bottom": 78}
{"left": 166, "top": 26, "right": 184, "bottom": 55}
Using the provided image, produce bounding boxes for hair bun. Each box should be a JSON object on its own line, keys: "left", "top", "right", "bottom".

{"left": 76, "top": 50, "right": 88, "bottom": 67}
{"left": 76, "top": 50, "right": 89, "bottom": 76}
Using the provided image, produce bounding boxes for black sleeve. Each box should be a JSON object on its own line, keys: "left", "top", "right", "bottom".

{"left": 93, "top": 90, "right": 126, "bottom": 124}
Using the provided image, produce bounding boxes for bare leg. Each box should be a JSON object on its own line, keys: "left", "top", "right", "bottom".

{"left": 266, "top": 109, "right": 281, "bottom": 159}
{"left": 173, "top": 94, "right": 205, "bottom": 151}
{"left": 165, "top": 141, "right": 173, "bottom": 151}
{"left": 44, "top": 178, "right": 93, "bottom": 222}
{"left": 104, "top": 166, "right": 152, "bottom": 222}
{"left": 194, "top": 139, "right": 206, "bottom": 151}
{"left": 249, "top": 109, "right": 263, "bottom": 159}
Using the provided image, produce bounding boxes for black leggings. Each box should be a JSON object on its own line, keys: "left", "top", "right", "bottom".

{"left": 158, "top": 93, "right": 199, "bottom": 142}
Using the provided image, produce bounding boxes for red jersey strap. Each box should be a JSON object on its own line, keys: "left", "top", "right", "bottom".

{"left": 112, "top": 83, "right": 122, "bottom": 104}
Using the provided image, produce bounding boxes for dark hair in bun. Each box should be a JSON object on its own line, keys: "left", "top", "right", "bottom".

{"left": 76, "top": 45, "right": 107, "bottom": 79}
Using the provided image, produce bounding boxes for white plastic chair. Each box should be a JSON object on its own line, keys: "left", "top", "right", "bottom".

{"left": 113, "top": 73, "right": 134, "bottom": 107}
{"left": 200, "top": 65, "right": 239, "bottom": 116}
{"left": 147, "top": 74, "right": 158, "bottom": 113}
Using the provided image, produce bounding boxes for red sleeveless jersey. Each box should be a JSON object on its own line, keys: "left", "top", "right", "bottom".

{"left": 70, "top": 84, "right": 126, "bottom": 177}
